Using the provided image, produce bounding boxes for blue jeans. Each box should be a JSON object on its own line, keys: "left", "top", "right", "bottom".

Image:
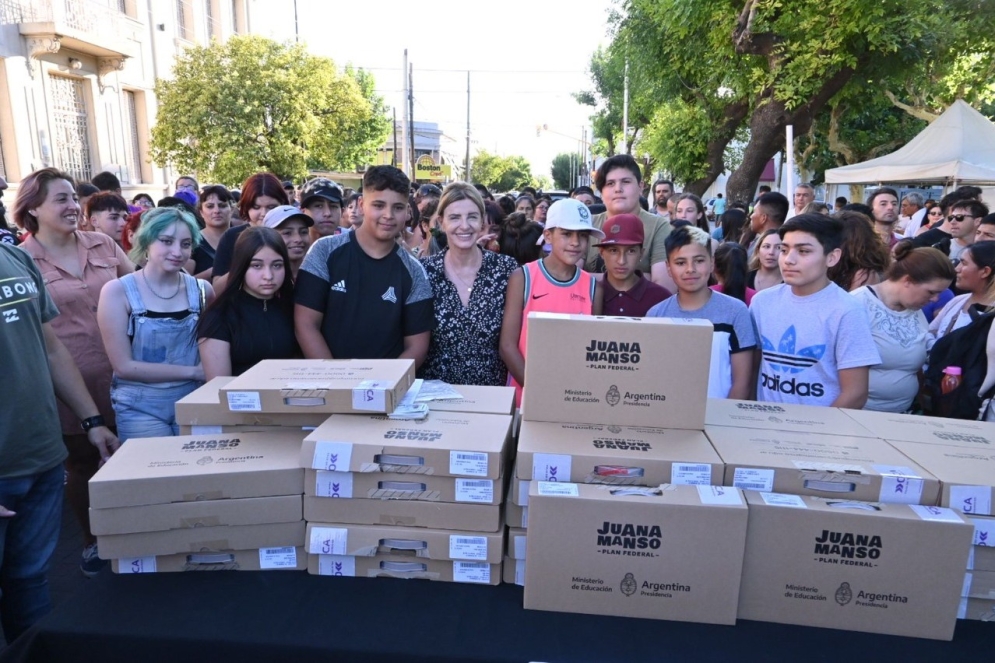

{"left": 0, "top": 463, "right": 63, "bottom": 644}
{"left": 111, "top": 380, "right": 199, "bottom": 443}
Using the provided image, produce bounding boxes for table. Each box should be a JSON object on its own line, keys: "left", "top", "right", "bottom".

{"left": 1, "top": 572, "right": 992, "bottom": 662}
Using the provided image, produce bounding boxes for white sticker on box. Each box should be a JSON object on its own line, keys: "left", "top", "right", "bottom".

{"left": 191, "top": 425, "right": 223, "bottom": 435}
{"left": 732, "top": 467, "right": 774, "bottom": 492}
{"left": 958, "top": 597, "right": 968, "bottom": 620}
{"left": 515, "top": 559, "right": 525, "bottom": 586}
{"left": 453, "top": 561, "right": 490, "bottom": 584}
{"left": 119, "top": 556, "right": 156, "bottom": 573}
{"left": 259, "top": 546, "right": 298, "bottom": 569}
{"left": 950, "top": 486, "right": 992, "bottom": 516}
{"left": 793, "top": 460, "right": 865, "bottom": 473}
{"left": 536, "top": 481, "right": 579, "bottom": 497}
{"left": 910, "top": 505, "right": 965, "bottom": 523}
{"left": 318, "top": 554, "right": 356, "bottom": 577}
{"left": 455, "top": 479, "right": 494, "bottom": 503}
{"left": 309, "top": 527, "right": 349, "bottom": 555}
{"left": 760, "top": 493, "right": 808, "bottom": 508}
{"left": 671, "top": 463, "right": 713, "bottom": 486}
{"left": 312, "top": 441, "right": 354, "bottom": 472}
{"left": 450, "top": 450, "right": 488, "bottom": 477}
{"left": 963, "top": 572, "right": 973, "bottom": 598}
{"left": 514, "top": 535, "right": 527, "bottom": 560}
{"left": 878, "top": 476, "right": 924, "bottom": 505}
{"left": 449, "top": 535, "right": 488, "bottom": 560}
{"left": 971, "top": 518, "right": 995, "bottom": 546}
{"left": 352, "top": 380, "right": 389, "bottom": 412}
{"left": 696, "top": 485, "right": 743, "bottom": 506}
{"left": 226, "top": 391, "right": 261, "bottom": 412}
{"left": 532, "top": 453, "right": 571, "bottom": 482}
{"left": 314, "top": 471, "right": 353, "bottom": 498}
{"left": 522, "top": 506, "right": 529, "bottom": 528}
{"left": 517, "top": 480, "right": 531, "bottom": 506}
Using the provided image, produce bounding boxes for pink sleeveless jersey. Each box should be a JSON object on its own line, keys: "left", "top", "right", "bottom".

{"left": 511, "top": 259, "right": 596, "bottom": 404}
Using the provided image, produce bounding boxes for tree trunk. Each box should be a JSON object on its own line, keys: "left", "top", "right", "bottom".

{"left": 683, "top": 100, "right": 750, "bottom": 197}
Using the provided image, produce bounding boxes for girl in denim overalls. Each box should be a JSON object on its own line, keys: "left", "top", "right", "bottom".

{"left": 97, "top": 207, "right": 215, "bottom": 442}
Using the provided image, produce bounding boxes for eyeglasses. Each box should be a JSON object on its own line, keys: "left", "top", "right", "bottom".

{"left": 948, "top": 214, "right": 977, "bottom": 222}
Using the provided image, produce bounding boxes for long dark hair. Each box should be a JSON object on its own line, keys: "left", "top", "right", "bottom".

{"left": 499, "top": 212, "right": 543, "bottom": 265}
{"left": 198, "top": 227, "right": 294, "bottom": 342}
{"left": 713, "top": 242, "right": 749, "bottom": 303}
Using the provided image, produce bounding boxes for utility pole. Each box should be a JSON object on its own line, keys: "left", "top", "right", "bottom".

{"left": 401, "top": 49, "right": 408, "bottom": 177}
{"left": 409, "top": 62, "right": 416, "bottom": 177}
{"left": 392, "top": 107, "right": 398, "bottom": 167}
{"left": 623, "top": 59, "right": 630, "bottom": 154}
{"left": 465, "top": 71, "right": 471, "bottom": 183}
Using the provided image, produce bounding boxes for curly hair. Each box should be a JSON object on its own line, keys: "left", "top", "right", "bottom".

{"left": 827, "top": 210, "right": 891, "bottom": 291}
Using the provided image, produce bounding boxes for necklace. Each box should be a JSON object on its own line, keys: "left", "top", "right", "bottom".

{"left": 446, "top": 252, "right": 480, "bottom": 293}
{"left": 143, "top": 270, "right": 181, "bottom": 300}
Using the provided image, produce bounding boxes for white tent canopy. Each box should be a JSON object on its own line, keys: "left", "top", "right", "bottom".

{"left": 825, "top": 100, "right": 995, "bottom": 185}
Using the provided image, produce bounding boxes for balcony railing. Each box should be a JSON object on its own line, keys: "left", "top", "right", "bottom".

{"left": 0, "top": 0, "right": 129, "bottom": 34}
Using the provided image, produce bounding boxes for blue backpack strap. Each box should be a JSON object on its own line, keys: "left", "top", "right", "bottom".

{"left": 119, "top": 273, "right": 146, "bottom": 337}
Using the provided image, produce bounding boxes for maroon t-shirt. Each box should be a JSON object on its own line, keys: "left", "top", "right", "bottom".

{"left": 602, "top": 272, "right": 671, "bottom": 317}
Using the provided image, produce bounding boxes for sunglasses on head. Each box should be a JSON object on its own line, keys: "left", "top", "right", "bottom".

{"left": 948, "top": 214, "right": 976, "bottom": 222}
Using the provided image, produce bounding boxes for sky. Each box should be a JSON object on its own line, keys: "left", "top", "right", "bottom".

{"left": 251, "top": 0, "right": 614, "bottom": 180}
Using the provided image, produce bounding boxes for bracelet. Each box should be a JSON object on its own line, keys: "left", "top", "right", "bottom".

{"left": 81, "top": 415, "right": 106, "bottom": 432}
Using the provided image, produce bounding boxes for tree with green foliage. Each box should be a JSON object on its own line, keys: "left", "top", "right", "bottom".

{"left": 551, "top": 152, "right": 582, "bottom": 190}
{"left": 150, "top": 36, "right": 390, "bottom": 185}
{"left": 599, "top": 0, "right": 995, "bottom": 203}
{"left": 470, "top": 150, "right": 537, "bottom": 192}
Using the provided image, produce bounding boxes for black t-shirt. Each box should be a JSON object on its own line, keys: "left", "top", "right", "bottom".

{"left": 211, "top": 224, "right": 250, "bottom": 280}
{"left": 199, "top": 289, "right": 299, "bottom": 375}
{"left": 192, "top": 237, "right": 217, "bottom": 275}
{"left": 295, "top": 232, "right": 434, "bottom": 359}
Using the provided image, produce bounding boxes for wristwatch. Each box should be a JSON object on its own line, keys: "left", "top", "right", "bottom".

{"left": 81, "top": 415, "right": 106, "bottom": 432}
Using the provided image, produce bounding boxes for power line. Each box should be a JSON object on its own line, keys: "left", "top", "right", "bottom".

{"left": 340, "top": 65, "right": 588, "bottom": 75}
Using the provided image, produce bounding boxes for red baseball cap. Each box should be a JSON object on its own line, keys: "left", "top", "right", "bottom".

{"left": 596, "top": 214, "right": 644, "bottom": 247}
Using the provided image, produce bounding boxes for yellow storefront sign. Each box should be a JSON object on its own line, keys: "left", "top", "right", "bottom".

{"left": 414, "top": 155, "right": 452, "bottom": 181}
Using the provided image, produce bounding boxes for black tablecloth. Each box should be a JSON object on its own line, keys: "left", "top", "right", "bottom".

{"left": 1, "top": 572, "right": 992, "bottom": 662}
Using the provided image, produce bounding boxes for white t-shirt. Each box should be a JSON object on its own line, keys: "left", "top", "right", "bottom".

{"left": 750, "top": 283, "right": 880, "bottom": 406}
{"left": 851, "top": 286, "right": 929, "bottom": 412}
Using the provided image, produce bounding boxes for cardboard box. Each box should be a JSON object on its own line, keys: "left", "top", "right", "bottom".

{"left": 111, "top": 547, "right": 306, "bottom": 573}
{"left": 971, "top": 546, "right": 995, "bottom": 572}
{"left": 886, "top": 441, "right": 995, "bottom": 515}
{"left": 516, "top": 421, "right": 723, "bottom": 486}
{"left": 303, "top": 496, "right": 501, "bottom": 533}
{"left": 303, "top": 469, "right": 504, "bottom": 505}
{"left": 705, "top": 427, "right": 939, "bottom": 505}
{"left": 511, "top": 477, "right": 530, "bottom": 507}
{"left": 964, "top": 570, "right": 995, "bottom": 599}
{"left": 426, "top": 385, "right": 515, "bottom": 415}
{"left": 89, "top": 495, "right": 302, "bottom": 536}
{"left": 506, "top": 527, "right": 526, "bottom": 560}
{"left": 179, "top": 424, "right": 318, "bottom": 436}
{"left": 842, "top": 409, "right": 995, "bottom": 448}
{"left": 301, "top": 412, "right": 512, "bottom": 479}
{"left": 97, "top": 521, "right": 306, "bottom": 559}
{"left": 220, "top": 359, "right": 415, "bottom": 415}
{"left": 958, "top": 597, "right": 995, "bottom": 621}
{"left": 705, "top": 399, "right": 876, "bottom": 437}
{"left": 304, "top": 522, "right": 503, "bottom": 563}
{"left": 175, "top": 377, "right": 330, "bottom": 428}
{"left": 524, "top": 482, "right": 748, "bottom": 625}
{"left": 504, "top": 502, "right": 528, "bottom": 529}
{"left": 522, "top": 314, "right": 712, "bottom": 429}
{"left": 89, "top": 432, "right": 306, "bottom": 510}
{"left": 738, "top": 493, "right": 973, "bottom": 640}
{"left": 306, "top": 553, "right": 500, "bottom": 584}
{"left": 969, "top": 516, "right": 995, "bottom": 571}
{"left": 503, "top": 556, "right": 525, "bottom": 586}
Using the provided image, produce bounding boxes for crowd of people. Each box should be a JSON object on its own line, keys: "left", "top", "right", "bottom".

{"left": 2, "top": 152, "right": 995, "bottom": 644}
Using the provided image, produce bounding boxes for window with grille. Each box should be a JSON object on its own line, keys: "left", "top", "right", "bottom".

{"left": 176, "top": 0, "right": 189, "bottom": 40}
{"left": 123, "top": 90, "right": 143, "bottom": 184}
{"left": 49, "top": 75, "right": 93, "bottom": 182}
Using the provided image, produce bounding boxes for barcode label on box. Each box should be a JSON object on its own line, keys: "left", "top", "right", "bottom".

{"left": 671, "top": 463, "right": 712, "bottom": 486}
{"left": 950, "top": 486, "right": 992, "bottom": 516}
{"left": 119, "top": 556, "right": 156, "bottom": 574}
{"left": 226, "top": 391, "right": 261, "bottom": 412}
{"left": 191, "top": 425, "right": 223, "bottom": 435}
{"left": 259, "top": 546, "right": 298, "bottom": 569}
{"left": 309, "top": 527, "right": 349, "bottom": 555}
{"left": 760, "top": 493, "right": 808, "bottom": 508}
{"left": 970, "top": 518, "right": 994, "bottom": 546}
{"left": 312, "top": 441, "right": 353, "bottom": 471}
{"left": 536, "top": 481, "right": 579, "bottom": 497}
{"left": 453, "top": 561, "right": 490, "bottom": 584}
{"left": 732, "top": 468, "right": 774, "bottom": 492}
{"left": 532, "top": 453, "right": 571, "bottom": 482}
{"left": 910, "top": 505, "right": 964, "bottom": 523}
{"left": 696, "top": 485, "right": 743, "bottom": 506}
{"left": 449, "top": 535, "right": 488, "bottom": 560}
{"left": 317, "top": 554, "right": 356, "bottom": 577}
{"left": 450, "top": 450, "right": 488, "bottom": 477}
{"left": 315, "top": 471, "right": 354, "bottom": 498}
{"left": 455, "top": 479, "right": 493, "bottom": 503}
{"left": 352, "top": 380, "right": 389, "bottom": 412}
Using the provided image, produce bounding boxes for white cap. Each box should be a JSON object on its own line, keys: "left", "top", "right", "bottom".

{"left": 263, "top": 205, "right": 313, "bottom": 229}
{"left": 537, "top": 198, "right": 606, "bottom": 245}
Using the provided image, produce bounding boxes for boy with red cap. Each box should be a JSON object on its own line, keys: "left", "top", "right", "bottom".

{"left": 597, "top": 214, "right": 671, "bottom": 316}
